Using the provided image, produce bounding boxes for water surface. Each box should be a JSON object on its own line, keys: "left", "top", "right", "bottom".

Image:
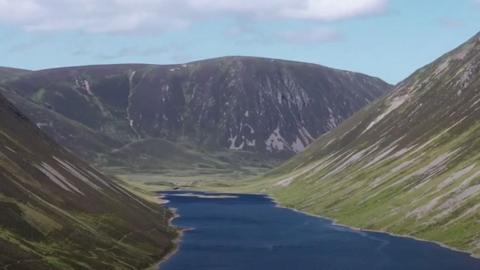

{"left": 160, "top": 191, "right": 480, "bottom": 270}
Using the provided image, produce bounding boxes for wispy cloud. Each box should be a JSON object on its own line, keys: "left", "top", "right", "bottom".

{"left": 437, "top": 18, "right": 464, "bottom": 29}
{"left": 72, "top": 43, "right": 191, "bottom": 63}
{"left": 96, "top": 47, "right": 168, "bottom": 60}
{"left": 8, "top": 36, "right": 48, "bottom": 53}
{"left": 275, "top": 27, "right": 343, "bottom": 44}
{"left": 225, "top": 24, "right": 343, "bottom": 46}
{"left": 0, "top": 0, "right": 389, "bottom": 34}
{"left": 224, "top": 24, "right": 273, "bottom": 45}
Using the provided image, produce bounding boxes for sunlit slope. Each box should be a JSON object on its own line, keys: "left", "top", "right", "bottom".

{"left": 261, "top": 32, "right": 480, "bottom": 255}
{"left": 0, "top": 92, "right": 175, "bottom": 269}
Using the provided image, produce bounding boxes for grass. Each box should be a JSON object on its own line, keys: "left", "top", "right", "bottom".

{"left": 113, "top": 165, "right": 270, "bottom": 195}
{"left": 112, "top": 88, "right": 480, "bottom": 259}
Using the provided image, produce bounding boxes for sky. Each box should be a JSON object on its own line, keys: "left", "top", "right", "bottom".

{"left": 0, "top": 0, "right": 478, "bottom": 84}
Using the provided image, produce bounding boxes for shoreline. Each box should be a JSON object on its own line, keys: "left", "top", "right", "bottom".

{"left": 153, "top": 189, "right": 480, "bottom": 266}
{"left": 152, "top": 195, "right": 186, "bottom": 270}
{"left": 267, "top": 194, "right": 480, "bottom": 260}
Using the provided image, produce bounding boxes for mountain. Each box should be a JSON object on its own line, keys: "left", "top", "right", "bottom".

{"left": 0, "top": 67, "right": 30, "bottom": 82}
{"left": 258, "top": 32, "right": 480, "bottom": 255}
{"left": 0, "top": 91, "right": 175, "bottom": 269}
{"left": 1, "top": 57, "right": 391, "bottom": 171}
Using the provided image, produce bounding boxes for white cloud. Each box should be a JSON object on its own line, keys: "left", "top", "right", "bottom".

{"left": 0, "top": 0, "right": 388, "bottom": 33}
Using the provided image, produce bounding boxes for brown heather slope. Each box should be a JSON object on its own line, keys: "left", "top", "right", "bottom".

{"left": 0, "top": 91, "right": 176, "bottom": 269}
{"left": 1, "top": 57, "right": 391, "bottom": 172}
{"left": 0, "top": 67, "right": 30, "bottom": 82}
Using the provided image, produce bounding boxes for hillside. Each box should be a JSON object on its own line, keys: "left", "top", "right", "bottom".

{"left": 0, "top": 91, "right": 175, "bottom": 269}
{"left": 0, "top": 67, "right": 30, "bottom": 82}
{"left": 257, "top": 32, "right": 480, "bottom": 255}
{"left": 1, "top": 57, "right": 391, "bottom": 172}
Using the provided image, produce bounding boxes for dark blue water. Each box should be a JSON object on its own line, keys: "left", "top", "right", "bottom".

{"left": 160, "top": 191, "right": 480, "bottom": 270}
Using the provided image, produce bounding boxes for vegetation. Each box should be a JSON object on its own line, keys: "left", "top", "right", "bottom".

{"left": 0, "top": 92, "right": 176, "bottom": 269}
{"left": 1, "top": 34, "right": 480, "bottom": 267}
{"left": 0, "top": 57, "right": 391, "bottom": 173}
{"left": 243, "top": 32, "right": 480, "bottom": 257}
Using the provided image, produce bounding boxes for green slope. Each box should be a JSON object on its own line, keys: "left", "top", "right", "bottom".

{"left": 0, "top": 91, "right": 176, "bottom": 269}
{"left": 253, "top": 32, "right": 480, "bottom": 256}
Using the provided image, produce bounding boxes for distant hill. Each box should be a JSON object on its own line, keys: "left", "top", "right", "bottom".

{"left": 1, "top": 56, "right": 391, "bottom": 171}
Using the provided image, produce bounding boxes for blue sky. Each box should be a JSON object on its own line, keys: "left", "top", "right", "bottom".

{"left": 0, "top": 0, "right": 478, "bottom": 83}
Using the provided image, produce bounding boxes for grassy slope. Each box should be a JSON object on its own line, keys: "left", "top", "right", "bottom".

{"left": 0, "top": 92, "right": 176, "bottom": 269}
{"left": 242, "top": 33, "right": 480, "bottom": 256}
{"left": 108, "top": 138, "right": 279, "bottom": 192}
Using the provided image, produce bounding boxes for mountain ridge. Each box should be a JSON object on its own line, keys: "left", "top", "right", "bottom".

{"left": 1, "top": 56, "right": 392, "bottom": 171}
{"left": 25, "top": 55, "right": 387, "bottom": 78}
{"left": 0, "top": 67, "right": 30, "bottom": 81}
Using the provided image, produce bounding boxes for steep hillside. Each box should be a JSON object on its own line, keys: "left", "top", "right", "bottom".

{"left": 1, "top": 57, "right": 391, "bottom": 169}
{"left": 258, "top": 32, "right": 480, "bottom": 255}
{"left": 0, "top": 92, "right": 175, "bottom": 269}
{"left": 2, "top": 89, "right": 123, "bottom": 162}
